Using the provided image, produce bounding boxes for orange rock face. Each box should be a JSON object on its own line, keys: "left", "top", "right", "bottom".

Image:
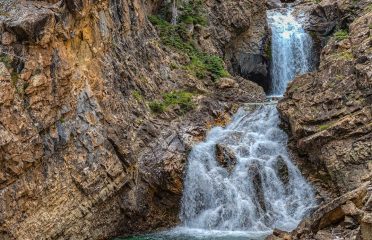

{"left": 0, "top": 0, "right": 266, "bottom": 239}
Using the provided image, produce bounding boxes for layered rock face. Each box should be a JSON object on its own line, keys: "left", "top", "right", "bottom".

{"left": 277, "top": 0, "right": 371, "bottom": 238}
{"left": 0, "top": 0, "right": 266, "bottom": 239}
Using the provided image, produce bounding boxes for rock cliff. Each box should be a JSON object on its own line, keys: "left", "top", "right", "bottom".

{"left": 277, "top": 0, "right": 371, "bottom": 239}
{"left": 0, "top": 0, "right": 266, "bottom": 239}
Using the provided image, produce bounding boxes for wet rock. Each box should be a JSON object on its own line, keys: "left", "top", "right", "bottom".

{"left": 248, "top": 163, "right": 266, "bottom": 212}
{"left": 266, "top": 0, "right": 282, "bottom": 9}
{"left": 275, "top": 155, "right": 289, "bottom": 186}
{"left": 265, "top": 229, "right": 292, "bottom": 240}
{"left": 290, "top": 182, "right": 371, "bottom": 239}
{"left": 216, "top": 144, "right": 237, "bottom": 173}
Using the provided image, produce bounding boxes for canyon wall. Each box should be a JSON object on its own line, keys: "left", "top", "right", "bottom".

{"left": 277, "top": 0, "right": 371, "bottom": 239}
{"left": 0, "top": 0, "right": 267, "bottom": 239}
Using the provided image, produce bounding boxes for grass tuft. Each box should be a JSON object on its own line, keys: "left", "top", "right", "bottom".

{"left": 334, "top": 29, "right": 349, "bottom": 41}
{"left": 149, "top": 90, "right": 194, "bottom": 114}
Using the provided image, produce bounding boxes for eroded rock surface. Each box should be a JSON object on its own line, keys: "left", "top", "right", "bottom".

{"left": 0, "top": 0, "right": 266, "bottom": 239}
{"left": 277, "top": 1, "right": 372, "bottom": 238}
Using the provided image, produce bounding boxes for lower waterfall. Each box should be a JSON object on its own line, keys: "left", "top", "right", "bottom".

{"left": 179, "top": 105, "right": 316, "bottom": 237}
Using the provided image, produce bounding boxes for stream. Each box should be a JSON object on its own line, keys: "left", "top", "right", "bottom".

{"left": 117, "top": 6, "right": 316, "bottom": 240}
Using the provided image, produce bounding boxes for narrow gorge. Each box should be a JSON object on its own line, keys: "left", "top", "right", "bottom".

{"left": 0, "top": 0, "right": 371, "bottom": 240}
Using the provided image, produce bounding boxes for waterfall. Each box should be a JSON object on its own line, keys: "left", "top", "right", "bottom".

{"left": 176, "top": 8, "right": 316, "bottom": 239}
{"left": 180, "top": 105, "right": 315, "bottom": 235}
{"left": 267, "top": 9, "right": 314, "bottom": 96}
{"left": 123, "top": 6, "right": 317, "bottom": 240}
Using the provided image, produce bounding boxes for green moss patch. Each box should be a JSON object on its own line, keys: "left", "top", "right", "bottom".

{"left": 334, "top": 29, "right": 349, "bottom": 41}
{"left": 149, "top": 90, "right": 194, "bottom": 114}
{"left": 148, "top": 1, "right": 229, "bottom": 81}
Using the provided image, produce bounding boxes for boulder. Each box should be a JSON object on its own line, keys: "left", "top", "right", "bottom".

{"left": 290, "top": 182, "right": 371, "bottom": 239}
{"left": 4, "top": 3, "right": 55, "bottom": 44}
{"left": 275, "top": 155, "right": 289, "bottom": 186}
{"left": 216, "top": 144, "right": 237, "bottom": 173}
{"left": 216, "top": 77, "right": 238, "bottom": 89}
{"left": 248, "top": 163, "right": 266, "bottom": 212}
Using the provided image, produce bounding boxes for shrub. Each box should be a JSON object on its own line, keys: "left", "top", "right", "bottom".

{"left": 334, "top": 29, "right": 349, "bottom": 41}
{"left": 148, "top": 2, "right": 229, "bottom": 81}
{"left": 132, "top": 90, "right": 143, "bottom": 101}
{"left": 149, "top": 90, "right": 194, "bottom": 114}
{"left": 149, "top": 101, "right": 165, "bottom": 113}
{"left": 0, "top": 54, "right": 12, "bottom": 68}
{"left": 178, "top": 0, "right": 207, "bottom": 26}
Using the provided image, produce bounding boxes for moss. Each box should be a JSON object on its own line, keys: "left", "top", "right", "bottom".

{"left": 178, "top": 0, "right": 207, "bottom": 26}
{"left": 0, "top": 54, "right": 12, "bottom": 68}
{"left": 148, "top": 4, "right": 228, "bottom": 81}
{"left": 264, "top": 42, "right": 272, "bottom": 60}
{"left": 149, "top": 90, "right": 194, "bottom": 114}
{"left": 132, "top": 90, "right": 143, "bottom": 101}
{"left": 334, "top": 29, "right": 349, "bottom": 41}
{"left": 318, "top": 124, "right": 330, "bottom": 131}
{"left": 11, "top": 71, "right": 18, "bottom": 86}
{"left": 149, "top": 101, "right": 165, "bottom": 113}
{"left": 333, "top": 51, "right": 354, "bottom": 61}
{"left": 367, "top": 4, "right": 372, "bottom": 12}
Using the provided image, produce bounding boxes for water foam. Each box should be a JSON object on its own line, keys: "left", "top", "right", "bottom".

{"left": 180, "top": 106, "right": 316, "bottom": 235}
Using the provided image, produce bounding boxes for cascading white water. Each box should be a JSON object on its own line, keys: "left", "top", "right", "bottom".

{"left": 180, "top": 105, "right": 315, "bottom": 236}
{"left": 267, "top": 8, "right": 314, "bottom": 96}
{"left": 177, "top": 8, "right": 316, "bottom": 239}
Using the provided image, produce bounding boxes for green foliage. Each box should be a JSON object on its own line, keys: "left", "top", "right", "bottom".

{"left": 318, "top": 124, "right": 330, "bottom": 131}
{"left": 149, "top": 90, "right": 194, "bottom": 114}
{"left": 0, "top": 54, "right": 12, "bottom": 68}
{"left": 11, "top": 71, "right": 18, "bottom": 86}
{"left": 367, "top": 4, "right": 372, "bottom": 12}
{"left": 148, "top": 1, "right": 229, "bottom": 81}
{"left": 149, "top": 101, "right": 165, "bottom": 113}
{"left": 334, "top": 29, "right": 349, "bottom": 41}
{"left": 264, "top": 42, "right": 272, "bottom": 60}
{"left": 178, "top": 0, "right": 207, "bottom": 26}
{"left": 333, "top": 51, "right": 354, "bottom": 61}
{"left": 132, "top": 90, "right": 143, "bottom": 101}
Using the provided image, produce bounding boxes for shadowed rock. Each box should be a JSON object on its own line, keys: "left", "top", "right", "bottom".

{"left": 216, "top": 144, "right": 237, "bottom": 173}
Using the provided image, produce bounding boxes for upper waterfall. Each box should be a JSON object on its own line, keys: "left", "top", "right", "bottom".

{"left": 267, "top": 8, "right": 314, "bottom": 96}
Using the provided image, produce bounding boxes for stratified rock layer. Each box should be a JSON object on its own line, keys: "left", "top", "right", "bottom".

{"left": 277, "top": 0, "right": 371, "bottom": 239}
{"left": 0, "top": 0, "right": 266, "bottom": 239}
